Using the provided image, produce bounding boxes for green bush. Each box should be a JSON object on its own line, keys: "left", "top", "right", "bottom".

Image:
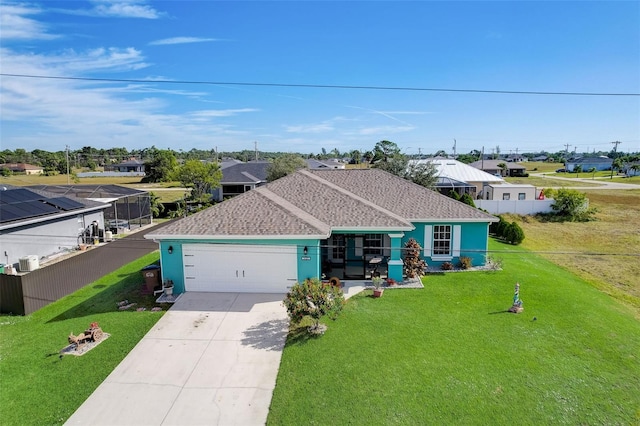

{"left": 283, "top": 278, "right": 345, "bottom": 334}
{"left": 505, "top": 221, "right": 525, "bottom": 245}
{"left": 460, "top": 193, "right": 476, "bottom": 207}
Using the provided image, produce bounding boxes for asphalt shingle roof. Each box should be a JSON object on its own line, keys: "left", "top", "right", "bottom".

{"left": 148, "top": 168, "right": 496, "bottom": 239}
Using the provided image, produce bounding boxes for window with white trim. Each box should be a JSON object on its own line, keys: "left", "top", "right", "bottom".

{"left": 518, "top": 193, "right": 526, "bottom": 200}
{"left": 364, "top": 234, "right": 384, "bottom": 256}
{"left": 331, "top": 235, "right": 345, "bottom": 260}
{"left": 503, "top": 193, "right": 510, "bottom": 200}
{"left": 433, "top": 225, "right": 452, "bottom": 256}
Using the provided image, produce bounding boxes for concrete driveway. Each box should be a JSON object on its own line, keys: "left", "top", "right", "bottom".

{"left": 65, "top": 292, "right": 288, "bottom": 426}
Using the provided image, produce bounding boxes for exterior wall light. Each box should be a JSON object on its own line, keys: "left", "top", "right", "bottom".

{"left": 303, "top": 246, "right": 308, "bottom": 255}
{"left": 168, "top": 245, "right": 173, "bottom": 254}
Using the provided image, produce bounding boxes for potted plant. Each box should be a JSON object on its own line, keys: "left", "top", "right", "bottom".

{"left": 163, "top": 280, "right": 174, "bottom": 296}
{"left": 372, "top": 276, "right": 384, "bottom": 298}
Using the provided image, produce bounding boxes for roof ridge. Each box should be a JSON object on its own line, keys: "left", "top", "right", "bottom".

{"left": 300, "top": 169, "right": 412, "bottom": 226}
{"left": 255, "top": 187, "right": 331, "bottom": 235}
{"left": 241, "top": 171, "right": 261, "bottom": 182}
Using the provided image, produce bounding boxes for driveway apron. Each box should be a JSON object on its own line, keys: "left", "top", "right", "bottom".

{"left": 65, "top": 292, "right": 289, "bottom": 426}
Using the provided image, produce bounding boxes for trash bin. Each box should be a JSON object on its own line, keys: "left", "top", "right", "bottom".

{"left": 141, "top": 265, "right": 161, "bottom": 292}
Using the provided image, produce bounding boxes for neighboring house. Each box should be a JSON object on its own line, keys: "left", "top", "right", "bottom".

{"left": 411, "top": 158, "right": 504, "bottom": 197}
{"left": 623, "top": 162, "right": 640, "bottom": 177}
{"left": 565, "top": 157, "right": 613, "bottom": 172}
{"left": 212, "top": 161, "right": 269, "bottom": 201}
{"left": 28, "top": 184, "right": 152, "bottom": 233}
{"left": 0, "top": 186, "right": 109, "bottom": 271}
{"left": 469, "top": 159, "right": 527, "bottom": 177}
{"left": 104, "top": 159, "right": 145, "bottom": 173}
{"left": 0, "top": 163, "right": 44, "bottom": 175}
{"left": 531, "top": 155, "right": 549, "bottom": 162}
{"left": 306, "top": 158, "right": 346, "bottom": 169}
{"left": 505, "top": 154, "right": 526, "bottom": 162}
{"left": 475, "top": 184, "right": 553, "bottom": 215}
{"left": 145, "top": 169, "right": 498, "bottom": 295}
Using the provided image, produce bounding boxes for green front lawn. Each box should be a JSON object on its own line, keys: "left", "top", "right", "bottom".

{"left": 268, "top": 242, "right": 640, "bottom": 425}
{"left": 0, "top": 252, "right": 165, "bottom": 426}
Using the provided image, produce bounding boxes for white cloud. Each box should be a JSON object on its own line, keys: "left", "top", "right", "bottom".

{"left": 149, "top": 37, "right": 222, "bottom": 46}
{"left": 90, "top": 0, "right": 161, "bottom": 19}
{"left": 0, "top": 3, "right": 58, "bottom": 40}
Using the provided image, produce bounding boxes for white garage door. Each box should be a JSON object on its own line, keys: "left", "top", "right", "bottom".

{"left": 182, "top": 244, "right": 298, "bottom": 293}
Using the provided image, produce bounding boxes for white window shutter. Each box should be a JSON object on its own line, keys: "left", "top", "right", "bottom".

{"left": 453, "top": 225, "right": 461, "bottom": 257}
{"left": 423, "top": 225, "right": 432, "bottom": 256}
{"left": 355, "top": 236, "right": 363, "bottom": 257}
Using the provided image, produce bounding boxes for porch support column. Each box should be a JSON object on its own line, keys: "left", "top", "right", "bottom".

{"left": 387, "top": 233, "right": 404, "bottom": 282}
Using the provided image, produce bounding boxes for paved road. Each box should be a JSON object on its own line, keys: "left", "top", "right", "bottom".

{"left": 530, "top": 172, "right": 640, "bottom": 190}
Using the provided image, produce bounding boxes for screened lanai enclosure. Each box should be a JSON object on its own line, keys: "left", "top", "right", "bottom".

{"left": 321, "top": 234, "right": 391, "bottom": 280}
{"left": 28, "top": 184, "right": 152, "bottom": 233}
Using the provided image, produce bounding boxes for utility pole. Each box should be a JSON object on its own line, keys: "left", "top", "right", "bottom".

{"left": 610, "top": 141, "right": 621, "bottom": 179}
{"left": 66, "top": 145, "right": 70, "bottom": 185}
{"left": 611, "top": 140, "right": 621, "bottom": 154}
{"left": 254, "top": 141, "right": 258, "bottom": 161}
{"left": 564, "top": 143, "right": 571, "bottom": 154}
{"left": 452, "top": 139, "right": 456, "bottom": 158}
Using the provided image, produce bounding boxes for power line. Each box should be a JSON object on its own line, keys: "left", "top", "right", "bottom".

{"left": 2, "top": 73, "right": 639, "bottom": 97}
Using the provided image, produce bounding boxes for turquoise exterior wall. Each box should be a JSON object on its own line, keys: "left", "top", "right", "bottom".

{"left": 159, "top": 238, "right": 320, "bottom": 294}
{"left": 404, "top": 221, "right": 491, "bottom": 269}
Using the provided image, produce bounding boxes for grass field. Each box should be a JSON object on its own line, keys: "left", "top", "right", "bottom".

{"left": 268, "top": 240, "right": 640, "bottom": 425}
{"left": 0, "top": 173, "right": 188, "bottom": 202}
{"left": 0, "top": 252, "right": 164, "bottom": 426}
{"left": 503, "top": 189, "right": 640, "bottom": 315}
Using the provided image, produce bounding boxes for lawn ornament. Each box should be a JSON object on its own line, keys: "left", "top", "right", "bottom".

{"left": 68, "top": 322, "right": 104, "bottom": 350}
{"left": 508, "top": 282, "right": 524, "bottom": 313}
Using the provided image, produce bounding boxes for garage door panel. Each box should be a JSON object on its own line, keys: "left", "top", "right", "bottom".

{"left": 182, "top": 244, "right": 298, "bottom": 293}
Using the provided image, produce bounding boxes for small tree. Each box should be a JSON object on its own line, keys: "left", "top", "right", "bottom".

{"left": 504, "top": 222, "right": 525, "bottom": 245}
{"left": 550, "top": 188, "right": 596, "bottom": 221}
{"left": 403, "top": 238, "right": 427, "bottom": 278}
{"left": 283, "top": 278, "right": 345, "bottom": 335}
{"left": 497, "top": 162, "right": 508, "bottom": 177}
{"left": 460, "top": 193, "right": 476, "bottom": 207}
{"left": 267, "top": 154, "right": 307, "bottom": 181}
{"left": 175, "top": 160, "right": 222, "bottom": 202}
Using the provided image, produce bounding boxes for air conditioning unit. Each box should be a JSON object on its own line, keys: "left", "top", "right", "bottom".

{"left": 19, "top": 255, "right": 39, "bottom": 272}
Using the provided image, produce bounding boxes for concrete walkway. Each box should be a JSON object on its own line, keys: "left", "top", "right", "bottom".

{"left": 65, "top": 292, "right": 289, "bottom": 426}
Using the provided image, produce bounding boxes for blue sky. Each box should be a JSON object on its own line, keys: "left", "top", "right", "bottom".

{"left": 1, "top": 1, "right": 639, "bottom": 156}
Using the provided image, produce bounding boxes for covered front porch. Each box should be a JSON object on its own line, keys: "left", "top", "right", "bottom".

{"left": 319, "top": 232, "right": 405, "bottom": 282}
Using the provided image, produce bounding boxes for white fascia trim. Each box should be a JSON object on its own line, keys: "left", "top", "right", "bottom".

{"left": 331, "top": 226, "right": 413, "bottom": 233}
{"left": 144, "top": 233, "right": 328, "bottom": 241}
{"left": 0, "top": 205, "right": 110, "bottom": 231}
{"left": 387, "top": 233, "right": 405, "bottom": 238}
{"left": 410, "top": 218, "right": 499, "bottom": 223}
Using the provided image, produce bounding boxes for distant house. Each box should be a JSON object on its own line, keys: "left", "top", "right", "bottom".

{"left": 565, "top": 157, "right": 613, "bottom": 172}
{"left": 623, "top": 162, "right": 640, "bottom": 177}
{"left": 475, "top": 184, "right": 553, "bottom": 215}
{"left": 306, "top": 158, "right": 346, "bottom": 169}
{"left": 531, "top": 155, "right": 549, "bottom": 162}
{"left": 0, "top": 186, "right": 109, "bottom": 271}
{"left": 469, "top": 159, "right": 527, "bottom": 177}
{"left": 212, "top": 161, "right": 269, "bottom": 201}
{"left": 104, "top": 159, "right": 145, "bottom": 173}
{"left": 28, "top": 184, "right": 152, "bottom": 233}
{"left": 410, "top": 158, "right": 504, "bottom": 197}
{"left": 505, "top": 154, "right": 525, "bottom": 163}
{"left": 0, "top": 163, "right": 44, "bottom": 175}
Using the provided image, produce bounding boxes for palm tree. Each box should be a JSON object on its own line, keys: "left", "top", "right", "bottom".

{"left": 497, "top": 162, "right": 508, "bottom": 177}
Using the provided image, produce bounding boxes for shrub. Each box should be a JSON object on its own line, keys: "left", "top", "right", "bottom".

{"left": 459, "top": 256, "right": 472, "bottom": 269}
{"left": 283, "top": 278, "right": 345, "bottom": 334}
{"left": 403, "top": 238, "right": 427, "bottom": 278}
{"left": 549, "top": 188, "right": 597, "bottom": 222}
{"left": 460, "top": 193, "right": 476, "bottom": 207}
{"left": 441, "top": 262, "right": 454, "bottom": 270}
{"left": 505, "top": 221, "right": 525, "bottom": 245}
